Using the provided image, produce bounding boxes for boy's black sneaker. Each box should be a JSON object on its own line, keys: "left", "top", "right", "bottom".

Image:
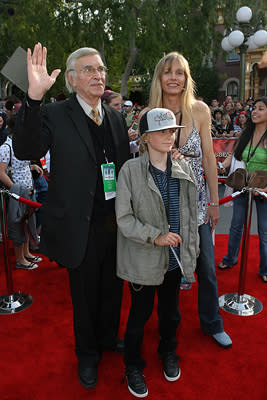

{"left": 162, "top": 352, "right": 181, "bottom": 382}
{"left": 125, "top": 367, "right": 148, "bottom": 398}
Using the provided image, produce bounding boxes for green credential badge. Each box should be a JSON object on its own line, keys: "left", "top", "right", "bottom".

{"left": 101, "top": 163, "right": 116, "bottom": 200}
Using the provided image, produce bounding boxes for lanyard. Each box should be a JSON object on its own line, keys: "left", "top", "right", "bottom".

{"left": 150, "top": 156, "right": 184, "bottom": 274}
{"left": 175, "top": 113, "right": 183, "bottom": 148}
{"left": 246, "top": 130, "right": 266, "bottom": 164}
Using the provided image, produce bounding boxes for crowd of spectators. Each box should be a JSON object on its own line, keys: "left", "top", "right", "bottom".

{"left": 0, "top": 91, "right": 261, "bottom": 270}
{"left": 210, "top": 95, "right": 253, "bottom": 139}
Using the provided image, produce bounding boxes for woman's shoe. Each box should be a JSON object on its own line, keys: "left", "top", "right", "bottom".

{"left": 217, "top": 262, "right": 232, "bottom": 270}
{"left": 217, "top": 260, "right": 238, "bottom": 270}
{"left": 25, "top": 256, "right": 43, "bottom": 263}
{"left": 15, "top": 262, "right": 38, "bottom": 270}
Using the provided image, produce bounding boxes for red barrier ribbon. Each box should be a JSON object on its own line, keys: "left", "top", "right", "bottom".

{"left": 7, "top": 192, "right": 42, "bottom": 208}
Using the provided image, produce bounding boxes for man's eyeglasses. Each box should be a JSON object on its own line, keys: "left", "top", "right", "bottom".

{"left": 70, "top": 65, "right": 108, "bottom": 76}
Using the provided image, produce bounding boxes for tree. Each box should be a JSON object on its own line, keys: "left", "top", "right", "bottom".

{"left": 193, "top": 65, "right": 220, "bottom": 105}
{"left": 1, "top": 0, "right": 259, "bottom": 101}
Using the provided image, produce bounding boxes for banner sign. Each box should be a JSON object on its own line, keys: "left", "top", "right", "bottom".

{"left": 213, "top": 138, "right": 237, "bottom": 162}
{"left": 213, "top": 138, "right": 237, "bottom": 177}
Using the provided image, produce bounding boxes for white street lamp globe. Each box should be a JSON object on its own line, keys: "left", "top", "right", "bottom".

{"left": 228, "top": 30, "right": 245, "bottom": 47}
{"left": 246, "top": 36, "right": 258, "bottom": 51}
{"left": 236, "top": 6, "right": 252, "bottom": 23}
{"left": 221, "top": 36, "right": 234, "bottom": 51}
{"left": 253, "top": 30, "right": 267, "bottom": 47}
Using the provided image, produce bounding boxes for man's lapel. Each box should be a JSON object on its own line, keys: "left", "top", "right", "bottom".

{"left": 66, "top": 95, "right": 96, "bottom": 163}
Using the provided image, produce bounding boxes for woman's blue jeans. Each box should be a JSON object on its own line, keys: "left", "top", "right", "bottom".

{"left": 222, "top": 193, "right": 267, "bottom": 276}
{"left": 196, "top": 223, "right": 223, "bottom": 334}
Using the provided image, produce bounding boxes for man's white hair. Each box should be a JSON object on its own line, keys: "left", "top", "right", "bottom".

{"left": 65, "top": 47, "right": 100, "bottom": 93}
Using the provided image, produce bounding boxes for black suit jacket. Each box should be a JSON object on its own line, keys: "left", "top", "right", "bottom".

{"left": 13, "top": 95, "right": 130, "bottom": 267}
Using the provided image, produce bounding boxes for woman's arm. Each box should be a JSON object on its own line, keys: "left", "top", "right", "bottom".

{"left": 0, "top": 162, "right": 13, "bottom": 188}
{"left": 218, "top": 153, "right": 233, "bottom": 174}
{"left": 195, "top": 101, "right": 219, "bottom": 231}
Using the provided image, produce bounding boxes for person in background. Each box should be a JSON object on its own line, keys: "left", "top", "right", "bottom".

{"left": 233, "top": 111, "right": 250, "bottom": 137}
{"left": 0, "top": 110, "right": 8, "bottom": 146}
{"left": 210, "top": 99, "right": 221, "bottom": 112}
{"left": 211, "top": 108, "right": 223, "bottom": 137}
{"left": 224, "top": 95, "right": 233, "bottom": 106}
{"left": 116, "top": 108, "right": 198, "bottom": 397}
{"left": 220, "top": 113, "right": 234, "bottom": 138}
{"left": 128, "top": 111, "right": 141, "bottom": 157}
{"left": 4, "top": 95, "right": 22, "bottom": 117}
{"left": 31, "top": 159, "right": 48, "bottom": 237}
{"left": 232, "top": 101, "right": 244, "bottom": 122}
{"left": 223, "top": 101, "right": 235, "bottom": 122}
{"left": 0, "top": 114, "right": 42, "bottom": 270}
{"left": 148, "top": 51, "right": 232, "bottom": 349}
{"left": 104, "top": 91, "right": 122, "bottom": 112}
{"left": 218, "top": 97, "right": 267, "bottom": 283}
{"left": 245, "top": 96, "right": 254, "bottom": 115}
{"left": 13, "top": 42, "right": 130, "bottom": 390}
{"left": 123, "top": 100, "right": 135, "bottom": 128}
{"left": 123, "top": 100, "right": 140, "bottom": 156}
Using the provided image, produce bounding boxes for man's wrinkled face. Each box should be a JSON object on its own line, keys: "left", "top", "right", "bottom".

{"left": 68, "top": 54, "right": 106, "bottom": 103}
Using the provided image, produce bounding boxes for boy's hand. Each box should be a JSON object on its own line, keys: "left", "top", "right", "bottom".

{"left": 155, "top": 232, "right": 182, "bottom": 247}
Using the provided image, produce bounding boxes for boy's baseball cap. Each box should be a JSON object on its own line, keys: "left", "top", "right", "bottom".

{"left": 139, "top": 108, "right": 184, "bottom": 135}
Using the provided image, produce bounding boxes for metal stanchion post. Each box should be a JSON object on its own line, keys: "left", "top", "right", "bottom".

{"left": 219, "top": 188, "right": 263, "bottom": 316}
{"left": 0, "top": 190, "right": 33, "bottom": 314}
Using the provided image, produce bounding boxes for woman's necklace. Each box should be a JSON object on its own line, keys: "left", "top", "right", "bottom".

{"left": 174, "top": 110, "right": 181, "bottom": 116}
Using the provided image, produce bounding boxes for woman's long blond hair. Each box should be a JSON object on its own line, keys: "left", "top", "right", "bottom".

{"left": 149, "top": 52, "right": 196, "bottom": 121}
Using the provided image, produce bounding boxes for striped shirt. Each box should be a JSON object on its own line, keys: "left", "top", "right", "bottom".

{"left": 149, "top": 162, "right": 180, "bottom": 271}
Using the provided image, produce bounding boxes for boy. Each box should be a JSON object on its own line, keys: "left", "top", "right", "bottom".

{"left": 115, "top": 108, "right": 199, "bottom": 397}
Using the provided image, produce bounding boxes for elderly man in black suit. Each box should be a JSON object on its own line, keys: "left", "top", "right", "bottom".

{"left": 13, "top": 43, "right": 130, "bottom": 389}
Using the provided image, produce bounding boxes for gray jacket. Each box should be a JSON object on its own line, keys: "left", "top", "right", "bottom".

{"left": 115, "top": 151, "right": 199, "bottom": 285}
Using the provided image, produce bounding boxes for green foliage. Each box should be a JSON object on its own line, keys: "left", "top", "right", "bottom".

{"left": 1, "top": 0, "right": 261, "bottom": 101}
{"left": 192, "top": 64, "right": 220, "bottom": 105}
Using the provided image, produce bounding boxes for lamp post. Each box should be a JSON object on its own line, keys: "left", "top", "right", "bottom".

{"left": 221, "top": 6, "right": 267, "bottom": 103}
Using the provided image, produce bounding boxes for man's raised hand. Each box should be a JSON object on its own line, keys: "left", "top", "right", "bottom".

{"left": 27, "top": 42, "right": 61, "bottom": 100}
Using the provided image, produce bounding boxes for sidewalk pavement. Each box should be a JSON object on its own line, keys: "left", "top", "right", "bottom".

{"left": 216, "top": 184, "right": 257, "bottom": 235}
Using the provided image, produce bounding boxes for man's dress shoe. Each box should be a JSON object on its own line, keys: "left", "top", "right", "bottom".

{"left": 78, "top": 364, "right": 97, "bottom": 389}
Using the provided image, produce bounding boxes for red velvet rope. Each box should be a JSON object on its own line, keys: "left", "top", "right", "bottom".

{"left": 15, "top": 196, "right": 42, "bottom": 208}
{"left": 7, "top": 192, "right": 42, "bottom": 208}
{"left": 218, "top": 194, "right": 240, "bottom": 205}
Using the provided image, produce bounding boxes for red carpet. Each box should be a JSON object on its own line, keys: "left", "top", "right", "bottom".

{"left": 0, "top": 235, "right": 266, "bottom": 400}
